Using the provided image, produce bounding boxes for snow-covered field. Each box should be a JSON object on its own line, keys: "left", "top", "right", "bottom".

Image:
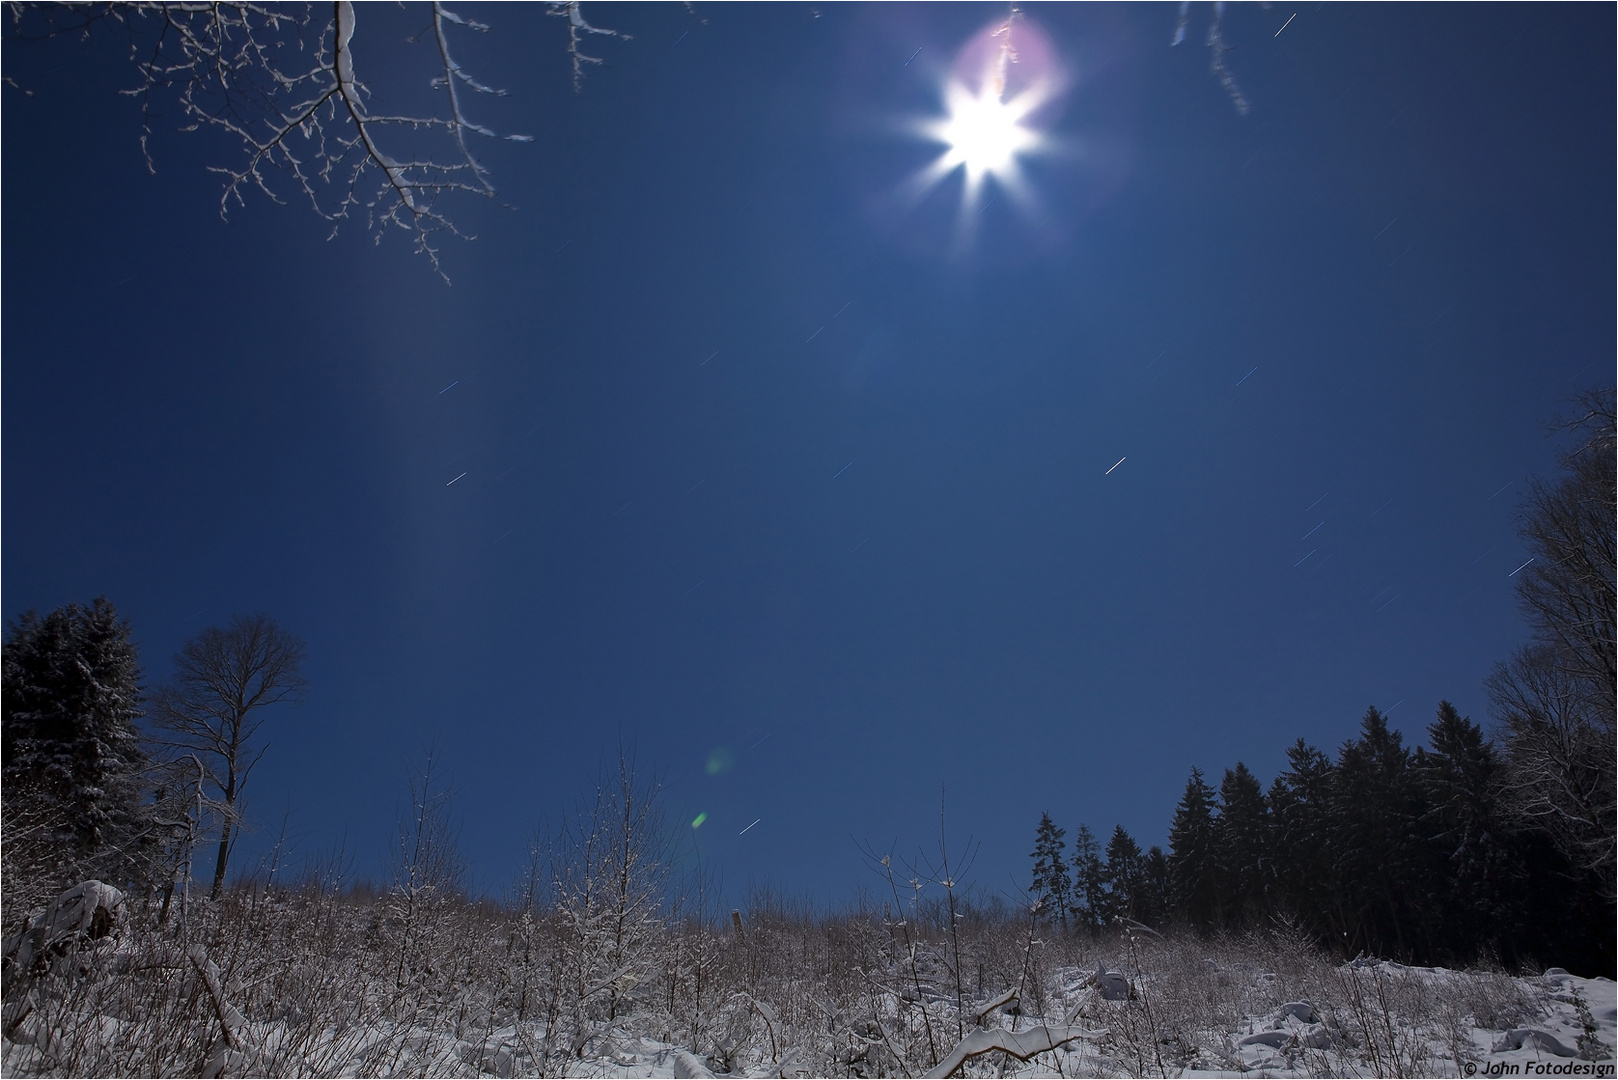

{"left": 430, "top": 962, "right": 1616, "bottom": 1079}
{"left": 3, "top": 882, "right": 1613, "bottom": 1077}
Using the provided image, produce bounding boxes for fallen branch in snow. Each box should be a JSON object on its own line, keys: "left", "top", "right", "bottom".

{"left": 923, "top": 1022, "right": 1109, "bottom": 1079}
{"left": 187, "top": 941, "right": 261, "bottom": 1078}
{"left": 968, "top": 986, "right": 1019, "bottom": 1028}
{"left": 187, "top": 943, "right": 245, "bottom": 1052}
{"left": 731, "top": 991, "right": 780, "bottom": 1060}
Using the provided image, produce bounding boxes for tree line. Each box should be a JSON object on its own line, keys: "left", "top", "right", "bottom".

{"left": 1030, "top": 389, "right": 1615, "bottom": 976}
{"left": 1, "top": 605, "right": 305, "bottom": 920}
{"left": 1029, "top": 698, "right": 1612, "bottom": 974}
{"left": 3, "top": 390, "right": 1610, "bottom": 978}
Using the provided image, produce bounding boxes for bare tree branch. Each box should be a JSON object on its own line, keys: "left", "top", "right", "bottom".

{"left": 1489, "top": 387, "right": 1616, "bottom": 897}
{"left": 547, "top": 1, "right": 628, "bottom": 93}
{"left": 8, "top": 1, "right": 624, "bottom": 279}
{"left": 1170, "top": 2, "right": 1250, "bottom": 116}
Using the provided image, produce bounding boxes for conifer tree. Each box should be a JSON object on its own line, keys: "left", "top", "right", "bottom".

{"left": 2, "top": 598, "right": 149, "bottom": 898}
{"left": 1069, "top": 823, "right": 1106, "bottom": 933}
{"left": 1150, "top": 704, "right": 1611, "bottom": 971}
{"left": 1332, "top": 707, "right": 1425, "bottom": 957}
{"left": 1139, "top": 845, "right": 1173, "bottom": 928}
{"left": 1167, "top": 767, "right": 1220, "bottom": 932}
{"left": 1102, "top": 825, "right": 1145, "bottom": 925}
{"left": 1215, "top": 762, "right": 1269, "bottom": 928}
{"left": 1029, "top": 811, "right": 1071, "bottom": 928}
{"left": 1267, "top": 740, "right": 1338, "bottom": 945}
{"left": 1415, "top": 701, "right": 1516, "bottom": 960}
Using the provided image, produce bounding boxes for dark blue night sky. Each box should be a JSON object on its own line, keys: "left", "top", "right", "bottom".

{"left": 4, "top": 3, "right": 1612, "bottom": 900}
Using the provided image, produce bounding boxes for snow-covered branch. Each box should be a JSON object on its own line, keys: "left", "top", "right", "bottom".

{"left": 1170, "top": 1, "right": 1249, "bottom": 116}
{"left": 9, "top": 1, "right": 620, "bottom": 279}
{"left": 547, "top": 1, "right": 628, "bottom": 93}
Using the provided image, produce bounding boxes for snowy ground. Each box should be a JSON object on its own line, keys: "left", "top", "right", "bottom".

{"left": 3, "top": 882, "right": 1613, "bottom": 1078}
{"left": 505, "top": 964, "right": 1617, "bottom": 1078}
{"left": 1174, "top": 965, "right": 1617, "bottom": 1080}
{"left": 16, "top": 961, "right": 1604, "bottom": 1077}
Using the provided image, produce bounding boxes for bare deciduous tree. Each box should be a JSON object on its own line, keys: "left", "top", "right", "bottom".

{"left": 1514, "top": 388, "right": 1618, "bottom": 712}
{"left": 1488, "top": 387, "right": 1617, "bottom": 894}
{"left": 1487, "top": 645, "right": 1615, "bottom": 891}
{"left": 387, "top": 749, "right": 466, "bottom": 991}
{"left": 151, "top": 614, "right": 307, "bottom": 899}
{"left": 542, "top": 752, "right": 673, "bottom": 1064}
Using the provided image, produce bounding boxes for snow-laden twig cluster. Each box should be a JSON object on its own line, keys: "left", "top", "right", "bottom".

{"left": 1203, "top": 2, "right": 1249, "bottom": 116}
{"left": 8, "top": 2, "right": 626, "bottom": 278}
{"left": 131, "top": 1, "right": 523, "bottom": 277}
{"left": 547, "top": 1, "right": 629, "bottom": 94}
{"left": 1172, "top": 1, "right": 1250, "bottom": 116}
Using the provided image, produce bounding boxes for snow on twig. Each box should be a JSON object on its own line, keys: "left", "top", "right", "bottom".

{"left": 24, "top": 1, "right": 611, "bottom": 279}
{"left": 548, "top": 1, "right": 630, "bottom": 92}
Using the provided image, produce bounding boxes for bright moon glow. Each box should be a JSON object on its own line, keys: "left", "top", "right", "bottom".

{"left": 906, "top": 76, "right": 1055, "bottom": 229}
{"left": 897, "top": 13, "right": 1066, "bottom": 245}
{"left": 929, "top": 81, "right": 1041, "bottom": 181}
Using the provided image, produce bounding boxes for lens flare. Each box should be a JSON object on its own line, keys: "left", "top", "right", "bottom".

{"left": 926, "top": 81, "right": 1042, "bottom": 184}
{"left": 900, "top": 10, "right": 1067, "bottom": 243}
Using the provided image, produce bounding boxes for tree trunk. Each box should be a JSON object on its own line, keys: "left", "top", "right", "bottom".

{"left": 210, "top": 819, "right": 232, "bottom": 899}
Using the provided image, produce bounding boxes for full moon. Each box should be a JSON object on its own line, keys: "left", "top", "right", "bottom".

{"left": 928, "top": 80, "right": 1042, "bottom": 183}
{"left": 899, "top": 12, "right": 1067, "bottom": 235}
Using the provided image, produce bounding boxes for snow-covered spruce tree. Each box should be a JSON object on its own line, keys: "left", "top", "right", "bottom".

{"left": 1265, "top": 739, "right": 1338, "bottom": 946}
{"left": 1213, "top": 762, "right": 1269, "bottom": 930}
{"left": 1413, "top": 702, "right": 1520, "bottom": 962}
{"left": 1329, "top": 708, "right": 1427, "bottom": 958}
{"left": 1101, "top": 825, "right": 1144, "bottom": 925}
{"left": 1137, "top": 845, "right": 1172, "bottom": 927}
{"left": 1, "top": 597, "right": 150, "bottom": 905}
{"left": 1068, "top": 823, "right": 1106, "bottom": 933}
{"left": 1166, "top": 766, "right": 1220, "bottom": 932}
{"left": 1029, "top": 812, "right": 1071, "bottom": 928}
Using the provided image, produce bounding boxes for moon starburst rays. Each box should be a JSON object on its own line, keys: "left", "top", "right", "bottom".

{"left": 907, "top": 77, "right": 1052, "bottom": 233}
{"left": 929, "top": 82, "right": 1042, "bottom": 179}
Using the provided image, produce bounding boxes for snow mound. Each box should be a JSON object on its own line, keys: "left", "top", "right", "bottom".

{"left": 1492, "top": 1027, "right": 1580, "bottom": 1057}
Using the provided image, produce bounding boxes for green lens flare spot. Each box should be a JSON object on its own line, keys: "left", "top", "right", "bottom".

{"left": 691, "top": 812, "right": 707, "bottom": 829}
{"left": 706, "top": 748, "right": 735, "bottom": 776}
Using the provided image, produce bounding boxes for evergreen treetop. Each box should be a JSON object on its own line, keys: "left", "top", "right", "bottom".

{"left": 2, "top": 597, "right": 149, "bottom": 894}
{"left": 1029, "top": 811, "right": 1071, "bottom": 927}
{"left": 1167, "top": 767, "right": 1220, "bottom": 932}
